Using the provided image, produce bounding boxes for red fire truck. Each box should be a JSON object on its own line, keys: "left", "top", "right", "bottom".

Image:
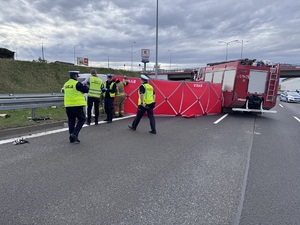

{"left": 194, "top": 58, "right": 280, "bottom": 113}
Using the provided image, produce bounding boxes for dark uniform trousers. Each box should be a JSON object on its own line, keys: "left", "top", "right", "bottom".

{"left": 131, "top": 103, "right": 156, "bottom": 131}
{"left": 87, "top": 96, "right": 100, "bottom": 123}
{"left": 104, "top": 97, "right": 114, "bottom": 122}
{"left": 66, "top": 106, "right": 86, "bottom": 136}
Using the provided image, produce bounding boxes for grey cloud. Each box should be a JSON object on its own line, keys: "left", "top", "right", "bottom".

{"left": 1, "top": 0, "right": 300, "bottom": 68}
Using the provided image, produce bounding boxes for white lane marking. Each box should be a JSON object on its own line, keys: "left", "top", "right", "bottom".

{"left": 279, "top": 104, "right": 283, "bottom": 108}
{"left": 214, "top": 114, "right": 229, "bottom": 124}
{"left": 233, "top": 121, "right": 254, "bottom": 225}
{"left": 0, "top": 115, "right": 135, "bottom": 145}
{"left": 294, "top": 116, "right": 300, "bottom": 123}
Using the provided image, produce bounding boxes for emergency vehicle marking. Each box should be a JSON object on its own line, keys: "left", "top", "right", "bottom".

{"left": 236, "top": 75, "right": 249, "bottom": 79}
{"left": 128, "top": 79, "right": 136, "bottom": 84}
{"left": 193, "top": 84, "right": 203, "bottom": 88}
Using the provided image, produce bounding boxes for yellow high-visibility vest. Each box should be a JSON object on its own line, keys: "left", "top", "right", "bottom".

{"left": 63, "top": 79, "right": 86, "bottom": 107}
{"left": 138, "top": 83, "right": 154, "bottom": 105}
{"left": 104, "top": 82, "right": 115, "bottom": 98}
{"left": 88, "top": 76, "right": 103, "bottom": 98}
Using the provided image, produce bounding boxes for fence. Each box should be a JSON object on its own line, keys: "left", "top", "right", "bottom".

{"left": 0, "top": 93, "right": 64, "bottom": 119}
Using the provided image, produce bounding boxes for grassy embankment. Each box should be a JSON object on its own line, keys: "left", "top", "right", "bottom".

{"left": 0, "top": 58, "right": 140, "bottom": 130}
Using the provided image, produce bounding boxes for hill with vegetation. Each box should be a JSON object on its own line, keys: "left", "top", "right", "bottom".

{"left": 0, "top": 58, "right": 141, "bottom": 94}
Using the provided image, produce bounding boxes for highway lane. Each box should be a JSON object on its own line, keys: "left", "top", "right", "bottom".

{"left": 239, "top": 102, "right": 300, "bottom": 225}
{"left": 0, "top": 104, "right": 299, "bottom": 224}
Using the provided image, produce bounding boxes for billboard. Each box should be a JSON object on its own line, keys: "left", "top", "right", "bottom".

{"left": 77, "top": 57, "right": 89, "bottom": 66}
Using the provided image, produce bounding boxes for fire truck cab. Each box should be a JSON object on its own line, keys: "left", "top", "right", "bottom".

{"left": 194, "top": 58, "right": 280, "bottom": 113}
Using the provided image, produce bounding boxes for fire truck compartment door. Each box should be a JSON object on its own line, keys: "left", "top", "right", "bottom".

{"left": 222, "top": 70, "right": 236, "bottom": 92}
{"left": 248, "top": 70, "right": 268, "bottom": 94}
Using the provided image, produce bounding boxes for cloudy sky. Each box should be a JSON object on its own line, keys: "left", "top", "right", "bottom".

{"left": 1, "top": 0, "right": 299, "bottom": 71}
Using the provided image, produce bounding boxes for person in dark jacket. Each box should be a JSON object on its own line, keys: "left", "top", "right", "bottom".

{"left": 63, "top": 71, "right": 89, "bottom": 143}
{"left": 102, "top": 74, "right": 116, "bottom": 123}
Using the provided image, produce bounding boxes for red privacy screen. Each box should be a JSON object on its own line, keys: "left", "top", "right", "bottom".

{"left": 114, "top": 76, "right": 221, "bottom": 117}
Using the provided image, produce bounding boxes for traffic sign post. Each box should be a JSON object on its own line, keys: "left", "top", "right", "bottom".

{"left": 141, "top": 49, "right": 150, "bottom": 72}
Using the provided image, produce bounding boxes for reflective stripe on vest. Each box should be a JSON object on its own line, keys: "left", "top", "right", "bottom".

{"left": 138, "top": 83, "right": 154, "bottom": 105}
{"left": 64, "top": 79, "right": 87, "bottom": 107}
{"left": 88, "top": 76, "right": 102, "bottom": 98}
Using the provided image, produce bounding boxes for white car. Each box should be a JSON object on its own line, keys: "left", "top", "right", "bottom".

{"left": 77, "top": 73, "right": 107, "bottom": 83}
{"left": 279, "top": 91, "right": 300, "bottom": 103}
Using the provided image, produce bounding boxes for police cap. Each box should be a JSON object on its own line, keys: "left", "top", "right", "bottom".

{"left": 69, "top": 71, "right": 80, "bottom": 77}
{"left": 140, "top": 74, "right": 149, "bottom": 81}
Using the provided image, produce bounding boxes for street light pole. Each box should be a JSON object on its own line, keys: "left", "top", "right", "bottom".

{"left": 238, "top": 40, "right": 249, "bottom": 59}
{"left": 41, "top": 42, "right": 44, "bottom": 61}
{"left": 155, "top": 0, "right": 159, "bottom": 78}
{"left": 74, "top": 45, "right": 79, "bottom": 65}
{"left": 168, "top": 50, "right": 172, "bottom": 70}
{"left": 218, "top": 40, "right": 238, "bottom": 61}
{"left": 131, "top": 41, "right": 135, "bottom": 71}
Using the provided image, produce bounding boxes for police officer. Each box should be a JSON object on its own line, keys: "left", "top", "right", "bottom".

{"left": 128, "top": 74, "right": 156, "bottom": 134}
{"left": 114, "top": 76, "right": 129, "bottom": 117}
{"left": 85, "top": 69, "right": 103, "bottom": 125}
{"left": 102, "top": 74, "right": 116, "bottom": 123}
{"left": 63, "top": 71, "right": 89, "bottom": 143}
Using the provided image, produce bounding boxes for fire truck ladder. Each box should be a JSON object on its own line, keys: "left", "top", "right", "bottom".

{"left": 266, "top": 65, "right": 279, "bottom": 102}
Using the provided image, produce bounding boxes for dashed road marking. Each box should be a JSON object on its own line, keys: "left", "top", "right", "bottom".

{"left": 214, "top": 114, "right": 229, "bottom": 124}
{"left": 294, "top": 116, "right": 300, "bottom": 123}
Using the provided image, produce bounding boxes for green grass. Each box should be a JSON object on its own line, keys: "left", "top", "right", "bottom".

{"left": 0, "top": 58, "right": 141, "bottom": 130}
{"left": 0, "top": 58, "right": 141, "bottom": 93}
{"left": 0, "top": 107, "right": 67, "bottom": 130}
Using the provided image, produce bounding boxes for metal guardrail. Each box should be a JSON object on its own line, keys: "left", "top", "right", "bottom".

{"left": 0, "top": 93, "right": 64, "bottom": 118}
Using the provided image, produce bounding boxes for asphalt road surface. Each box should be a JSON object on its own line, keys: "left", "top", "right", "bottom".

{"left": 0, "top": 101, "right": 300, "bottom": 225}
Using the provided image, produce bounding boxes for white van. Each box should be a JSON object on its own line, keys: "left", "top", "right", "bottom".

{"left": 78, "top": 73, "right": 107, "bottom": 83}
